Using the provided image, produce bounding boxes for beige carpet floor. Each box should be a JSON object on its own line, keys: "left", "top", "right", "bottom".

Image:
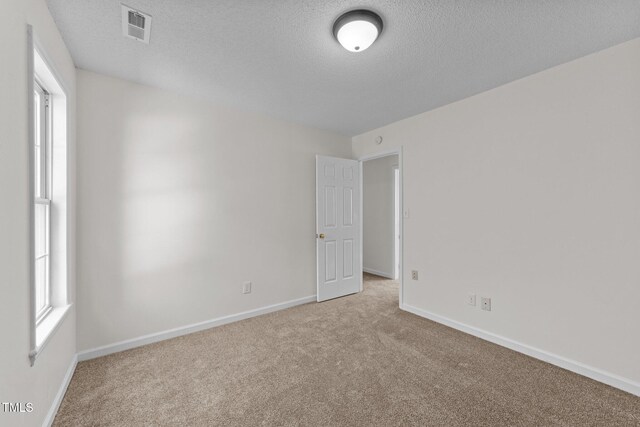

{"left": 55, "top": 274, "right": 640, "bottom": 426}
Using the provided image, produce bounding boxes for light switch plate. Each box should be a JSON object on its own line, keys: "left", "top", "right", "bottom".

{"left": 242, "top": 281, "right": 252, "bottom": 294}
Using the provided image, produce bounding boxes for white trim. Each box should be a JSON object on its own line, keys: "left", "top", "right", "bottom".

{"left": 359, "top": 160, "right": 364, "bottom": 293}
{"left": 363, "top": 267, "right": 394, "bottom": 279}
{"left": 31, "top": 305, "right": 72, "bottom": 365}
{"left": 43, "top": 354, "right": 77, "bottom": 427}
{"left": 358, "top": 148, "right": 404, "bottom": 306}
{"left": 401, "top": 303, "right": 640, "bottom": 397}
{"left": 27, "top": 24, "right": 37, "bottom": 367}
{"left": 32, "top": 33, "right": 70, "bottom": 95}
{"left": 78, "top": 295, "right": 316, "bottom": 361}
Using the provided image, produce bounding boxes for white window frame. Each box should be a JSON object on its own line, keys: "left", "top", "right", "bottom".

{"left": 28, "top": 26, "right": 71, "bottom": 366}
{"left": 33, "top": 79, "right": 53, "bottom": 325}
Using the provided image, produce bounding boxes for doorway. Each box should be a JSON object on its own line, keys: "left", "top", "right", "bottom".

{"left": 361, "top": 150, "right": 402, "bottom": 305}
{"left": 314, "top": 150, "right": 402, "bottom": 306}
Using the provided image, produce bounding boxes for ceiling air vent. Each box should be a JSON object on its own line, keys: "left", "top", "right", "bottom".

{"left": 121, "top": 4, "right": 152, "bottom": 43}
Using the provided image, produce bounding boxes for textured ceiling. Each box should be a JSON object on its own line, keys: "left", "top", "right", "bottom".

{"left": 47, "top": 0, "right": 640, "bottom": 136}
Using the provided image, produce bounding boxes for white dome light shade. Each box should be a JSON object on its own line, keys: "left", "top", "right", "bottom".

{"left": 333, "top": 10, "right": 383, "bottom": 53}
{"left": 336, "top": 20, "right": 378, "bottom": 52}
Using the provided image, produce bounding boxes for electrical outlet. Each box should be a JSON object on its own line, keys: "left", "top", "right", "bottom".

{"left": 411, "top": 270, "right": 418, "bottom": 280}
{"left": 467, "top": 294, "right": 476, "bottom": 306}
{"left": 481, "top": 297, "right": 491, "bottom": 311}
{"left": 242, "top": 281, "right": 252, "bottom": 294}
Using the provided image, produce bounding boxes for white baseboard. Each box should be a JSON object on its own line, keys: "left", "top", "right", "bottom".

{"left": 77, "top": 295, "right": 316, "bottom": 362}
{"left": 363, "top": 267, "right": 395, "bottom": 279}
{"left": 401, "top": 303, "right": 640, "bottom": 397}
{"left": 43, "top": 354, "right": 77, "bottom": 427}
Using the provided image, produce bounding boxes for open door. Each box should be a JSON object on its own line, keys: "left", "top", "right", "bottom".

{"left": 316, "top": 155, "right": 361, "bottom": 302}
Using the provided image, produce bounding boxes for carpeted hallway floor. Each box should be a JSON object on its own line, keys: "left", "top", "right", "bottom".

{"left": 54, "top": 274, "right": 640, "bottom": 426}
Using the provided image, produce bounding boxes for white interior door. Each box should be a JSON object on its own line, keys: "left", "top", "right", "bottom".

{"left": 316, "top": 155, "right": 361, "bottom": 302}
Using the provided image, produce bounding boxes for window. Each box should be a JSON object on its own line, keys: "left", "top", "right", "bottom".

{"left": 33, "top": 80, "right": 52, "bottom": 324}
{"left": 29, "top": 30, "right": 71, "bottom": 365}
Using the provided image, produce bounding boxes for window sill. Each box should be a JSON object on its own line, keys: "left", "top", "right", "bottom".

{"left": 30, "top": 304, "right": 72, "bottom": 366}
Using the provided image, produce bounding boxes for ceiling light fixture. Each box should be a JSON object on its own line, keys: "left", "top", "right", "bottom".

{"left": 333, "top": 9, "right": 383, "bottom": 53}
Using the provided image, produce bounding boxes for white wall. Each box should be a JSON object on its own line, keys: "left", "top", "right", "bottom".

{"left": 0, "top": 0, "right": 77, "bottom": 426}
{"left": 76, "top": 70, "right": 351, "bottom": 352}
{"left": 363, "top": 155, "right": 398, "bottom": 278}
{"left": 353, "top": 38, "right": 640, "bottom": 389}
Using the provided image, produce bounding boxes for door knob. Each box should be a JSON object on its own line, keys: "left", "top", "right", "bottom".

{"left": 318, "top": 233, "right": 325, "bottom": 239}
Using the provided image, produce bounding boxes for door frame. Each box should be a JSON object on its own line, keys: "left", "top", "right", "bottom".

{"left": 358, "top": 147, "right": 404, "bottom": 307}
